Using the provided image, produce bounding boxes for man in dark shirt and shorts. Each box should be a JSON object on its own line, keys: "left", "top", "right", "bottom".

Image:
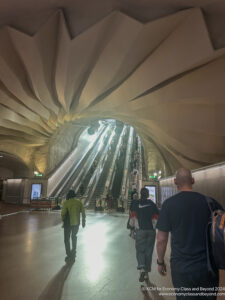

{"left": 156, "top": 168, "right": 222, "bottom": 299}
{"left": 135, "top": 187, "right": 159, "bottom": 282}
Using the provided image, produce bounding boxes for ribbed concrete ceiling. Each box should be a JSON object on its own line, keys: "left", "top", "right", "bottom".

{"left": 0, "top": 0, "right": 225, "bottom": 177}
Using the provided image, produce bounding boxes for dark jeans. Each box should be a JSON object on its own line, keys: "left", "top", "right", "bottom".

{"left": 64, "top": 225, "right": 79, "bottom": 258}
{"left": 171, "top": 268, "right": 219, "bottom": 300}
{"left": 135, "top": 229, "right": 156, "bottom": 272}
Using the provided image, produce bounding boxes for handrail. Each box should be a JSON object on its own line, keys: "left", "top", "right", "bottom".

{"left": 84, "top": 126, "right": 116, "bottom": 207}
{"left": 137, "top": 135, "right": 143, "bottom": 194}
{"left": 119, "top": 126, "right": 134, "bottom": 210}
{"left": 71, "top": 125, "right": 111, "bottom": 194}
{"left": 57, "top": 124, "right": 111, "bottom": 198}
{"left": 102, "top": 125, "right": 127, "bottom": 199}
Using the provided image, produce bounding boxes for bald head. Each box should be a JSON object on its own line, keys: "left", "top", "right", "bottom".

{"left": 174, "top": 168, "right": 194, "bottom": 190}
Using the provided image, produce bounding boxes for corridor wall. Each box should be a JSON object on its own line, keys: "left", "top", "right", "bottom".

{"left": 159, "top": 162, "right": 225, "bottom": 207}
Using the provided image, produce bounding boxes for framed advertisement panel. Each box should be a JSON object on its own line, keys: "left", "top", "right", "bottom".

{"left": 144, "top": 185, "right": 157, "bottom": 203}
{"left": 31, "top": 183, "right": 42, "bottom": 200}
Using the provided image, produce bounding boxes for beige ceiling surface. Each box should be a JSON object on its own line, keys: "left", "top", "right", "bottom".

{"left": 0, "top": 2, "right": 225, "bottom": 177}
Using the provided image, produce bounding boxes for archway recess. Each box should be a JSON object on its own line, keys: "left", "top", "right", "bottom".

{"left": 0, "top": 6, "right": 225, "bottom": 177}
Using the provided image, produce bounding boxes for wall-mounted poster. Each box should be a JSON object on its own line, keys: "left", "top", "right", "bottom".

{"left": 144, "top": 185, "right": 156, "bottom": 203}
{"left": 31, "top": 183, "right": 42, "bottom": 200}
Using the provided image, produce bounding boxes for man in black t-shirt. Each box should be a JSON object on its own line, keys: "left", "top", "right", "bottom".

{"left": 156, "top": 168, "right": 222, "bottom": 300}
{"left": 134, "top": 187, "right": 159, "bottom": 282}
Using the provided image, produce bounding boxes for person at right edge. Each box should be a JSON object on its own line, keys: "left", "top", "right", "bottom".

{"left": 61, "top": 190, "right": 86, "bottom": 264}
{"left": 156, "top": 168, "right": 223, "bottom": 300}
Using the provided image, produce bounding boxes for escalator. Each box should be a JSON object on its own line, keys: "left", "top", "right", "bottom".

{"left": 72, "top": 125, "right": 115, "bottom": 197}
{"left": 98, "top": 125, "right": 127, "bottom": 208}
{"left": 89, "top": 126, "right": 122, "bottom": 208}
{"left": 47, "top": 119, "right": 142, "bottom": 211}
{"left": 110, "top": 129, "right": 130, "bottom": 205}
{"left": 115, "top": 126, "right": 134, "bottom": 210}
{"left": 49, "top": 123, "right": 108, "bottom": 197}
{"left": 84, "top": 126, "right": 117, "bottom": 207}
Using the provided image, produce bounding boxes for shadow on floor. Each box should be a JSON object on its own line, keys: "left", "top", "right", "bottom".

{"left": 38, "top": 264, "right": 73, "bottom": 300}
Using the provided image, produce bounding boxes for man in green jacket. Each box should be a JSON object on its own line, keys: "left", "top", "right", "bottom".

{"left": 61, "top": 189, "right": 86, "bottom": 263}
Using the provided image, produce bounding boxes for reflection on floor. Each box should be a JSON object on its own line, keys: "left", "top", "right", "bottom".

{"left": 0, "top": 211, "right": 224, "bottom": 300}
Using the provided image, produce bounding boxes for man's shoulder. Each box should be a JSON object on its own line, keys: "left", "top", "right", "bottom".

{"left": 62, "top": 200, "right": 68, "bottom": 208}
{"left": 162, "top": 193, "right": 179, "bottom": 206}
{"left": 70, "top": 198, "right": 82, "bottom": 204}
{"left": 161, "top": 192, "right": 184, "bottom": 209}
{"left": 165, "top": 191, "right": 204, "bottom": 201}
{"left": 75, "top": 198, "right": 83, "bottom": 204}
{"left": 162, "top": 191, "right": 207, "bottom": 208}
{"left": 73, "top": 197, "right": 81, "bottom": 201}
{"left": 148, "top": 199, "right": 157, "bottom": 207}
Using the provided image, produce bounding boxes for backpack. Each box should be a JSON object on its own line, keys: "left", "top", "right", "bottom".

{"left": 64, "top": 210, "right": 70, "bottom": 227}
{"left": 206, "top": 197, "right": 225, "bottom": 274}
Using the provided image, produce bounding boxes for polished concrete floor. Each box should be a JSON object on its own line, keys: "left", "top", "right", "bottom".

{"left": 0, "top": 211, "right": 224, "bottom": 300}
{"left": 0, "top": 202, "right": 30, "bottom": 215}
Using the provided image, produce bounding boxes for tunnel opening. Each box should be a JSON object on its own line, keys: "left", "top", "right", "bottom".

{"left": 49, "top": 118, "right": 149, "bottom": 212}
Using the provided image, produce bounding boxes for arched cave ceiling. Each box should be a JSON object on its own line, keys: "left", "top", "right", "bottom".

{"left": 0, "top": 0, "right": 225, "bottom": 177}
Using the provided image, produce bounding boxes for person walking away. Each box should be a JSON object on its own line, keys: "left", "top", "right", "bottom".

{"left": 129, "top": 192, "right": 139, "bottom": 239}
{"left": 131, "top": 188, "right": 137, "bottom": 201}
{"left": 79, "top": 183, "right": 85, "bottom": 196}
{"left": 134, "top": 187, "right": 159, "bottom": 282}
{"left": 106, "top": 193, "right": 113, "bottom": 213}
{"left": 61, "top": 189, "right": 86, "bottom": 264}
{"left": 156, "top": 168, "right": 223, "bottom": 300}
